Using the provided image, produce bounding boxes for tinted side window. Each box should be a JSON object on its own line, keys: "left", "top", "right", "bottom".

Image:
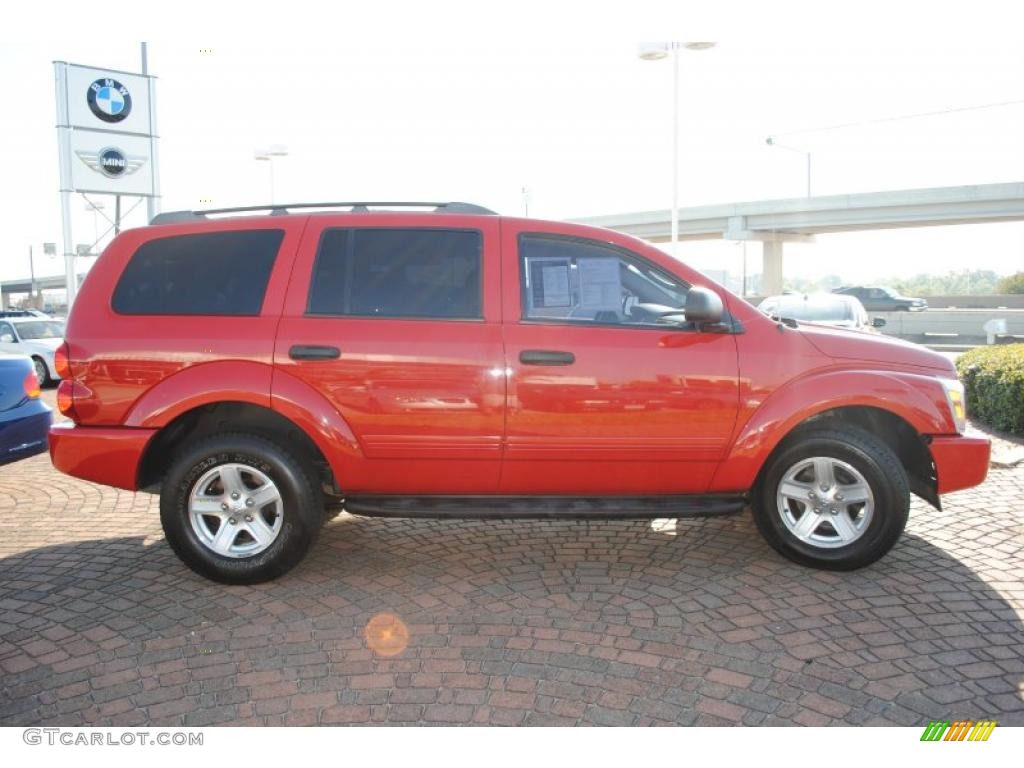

{"left": 308, "top": 228, "right": 482, "bottom": 319}
{"left": 519, "top": 235, "right": 690, "bottom": 327}
{"left": 113, "top": 230, "right": 284, "bottom": 316}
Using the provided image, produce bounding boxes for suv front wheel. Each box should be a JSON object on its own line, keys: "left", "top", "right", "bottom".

{"left": 752, "top": 427, "right": 910, "bottom": 570}
{"left": 160, "top": 433, "right": 323, "bottom": 584}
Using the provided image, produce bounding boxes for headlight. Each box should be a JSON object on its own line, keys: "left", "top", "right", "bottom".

{"left": 938, "top": 377, "right": 966, "bottom": 434}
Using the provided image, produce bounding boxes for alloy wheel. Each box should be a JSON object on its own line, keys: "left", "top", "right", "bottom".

{"left": 776, "top": 456, "right": 874, "bottom": 549}
{"left": 188, "top": 463, "right": 283, "bottom": 558}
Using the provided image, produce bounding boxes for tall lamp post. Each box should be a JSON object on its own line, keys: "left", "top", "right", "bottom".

{"left": 766, "top": 136, "right": 812, "bottom": 197}
{"left": 254, "top": 144, "right": 288, "bottom": 204}
{"left": 638, "top": 42, "right": 716, "bottom": 257}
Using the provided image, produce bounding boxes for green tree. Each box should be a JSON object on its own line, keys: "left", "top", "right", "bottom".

{"left": 997, "top": 272, "right": 1024, "bottom": 294}
{"left": 880, "top": 270, "right": 1000, "bottom": 296}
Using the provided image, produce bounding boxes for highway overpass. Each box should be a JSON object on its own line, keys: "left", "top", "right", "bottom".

{"left": 573, "top": 182, "right": 1024, "bottom": 294}
{"left": 5, "top": 182, "right": 1024, "bottom": 305}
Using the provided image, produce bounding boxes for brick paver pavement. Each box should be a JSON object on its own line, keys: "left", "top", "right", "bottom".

{"left": 1, "top": 400, "right": 1021, "bottom": 726}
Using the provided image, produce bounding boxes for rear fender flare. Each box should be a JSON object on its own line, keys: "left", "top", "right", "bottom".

{"left": 124, "top": 360, "right": 273, "bottom": 428}
{"left": 269, "top": 367, "right": 362, "bottom": 476}
{"left": 124, "top": 360, "right": 362, "bottom": 487}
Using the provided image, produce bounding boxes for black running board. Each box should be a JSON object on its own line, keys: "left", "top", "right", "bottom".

{"left": 343, "top": 494, "right": 747, "bottom": 520}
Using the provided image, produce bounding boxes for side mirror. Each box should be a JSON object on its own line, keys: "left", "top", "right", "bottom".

{"left": 872, "top": 317, "right": 887, "bottom": 328}
{"left": 684, "top": 286, "right": 724, "bottom": 326}
{"left": 0, "top": 333, "right": 15, "bottom": 343}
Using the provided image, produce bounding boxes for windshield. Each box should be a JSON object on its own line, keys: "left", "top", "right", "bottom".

{"left": 15, "top": 321, "right": 65, "bottom": 340}
{"left": 766, "top": 298, "right": 855, "bottom": 323}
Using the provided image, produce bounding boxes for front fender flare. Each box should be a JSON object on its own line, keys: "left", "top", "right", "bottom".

{"left": 710, "top": 368, "right": 954, "bottom": 491}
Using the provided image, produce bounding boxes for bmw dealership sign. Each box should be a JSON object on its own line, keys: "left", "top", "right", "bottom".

{"left": 54, "top": 62, "right": 158, "bottom": 197}
{"left": 87, "top": 78, "right": 133, "bottom": 123}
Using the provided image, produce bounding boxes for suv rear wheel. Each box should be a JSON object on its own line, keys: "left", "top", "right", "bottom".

{"left": 752, "top": 427, "right": 909, "bottom": 570}
{"left": 160, "top": 433, "right": 322, "bottom": 584}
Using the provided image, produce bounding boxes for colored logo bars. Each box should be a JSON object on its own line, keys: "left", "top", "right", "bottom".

{"left": 920, "top": 720, "right": 997, "bottom": 741}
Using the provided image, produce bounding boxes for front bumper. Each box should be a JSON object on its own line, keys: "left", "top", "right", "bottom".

{"left": 930, "top": 434, "right": 990, "bottom": 494}
{"left": 49, "top": 423, "right": 157, "bottom": 490}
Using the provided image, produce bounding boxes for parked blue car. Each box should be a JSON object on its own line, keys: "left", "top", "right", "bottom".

{"left": 0, "top": 353, "right": 52, "bottom": 466}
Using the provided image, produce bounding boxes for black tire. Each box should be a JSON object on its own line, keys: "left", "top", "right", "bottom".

{"left": 160, "top": 433, "right": 323, "bottom": 584}
{"left": 751, "top": 427, "right": 909, "bottom": 571}
{"left": 32, "top": 356, "right": 50, "bottom": 387}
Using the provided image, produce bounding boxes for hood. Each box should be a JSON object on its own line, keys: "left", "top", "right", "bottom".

{"left": 795, "top": 323, "right": 954, "bottom": 374}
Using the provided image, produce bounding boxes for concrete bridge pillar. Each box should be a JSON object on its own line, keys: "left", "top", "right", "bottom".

{"left": 762, "top": 240, "right": 784, "bottom": 295}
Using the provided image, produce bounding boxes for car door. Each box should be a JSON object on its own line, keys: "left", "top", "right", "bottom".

{"left": 865, "top": 288, "right": 888, "bottom": 310}
{"left": 274, "top": 215, "right": 505, "bottom": 494}
{"left": 499, "top": 221, "right": 741, "bottom": 494}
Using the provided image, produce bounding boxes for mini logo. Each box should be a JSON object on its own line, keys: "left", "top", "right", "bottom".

{"left": 75, "top": 147, "right": 147, "bottom": 179}
{"left": 920, "top": 720, "right": 997, "bottom": 742}
{"left": 87, "top": 78, "right": 132, "bottom": 123}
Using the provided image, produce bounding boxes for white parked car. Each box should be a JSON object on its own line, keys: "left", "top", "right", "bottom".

{"left": 758, "top": 293, "right": 884, "bottom": 332}
{"left": 0, "top": 317, "right": 66, "bottom": 386}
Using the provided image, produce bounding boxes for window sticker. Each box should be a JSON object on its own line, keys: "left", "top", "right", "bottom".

{"left": 541, "top": 264, "right": 571, "bottom": 307}
{"left": 578, "top": 257, "right": 621, "bottom": 311}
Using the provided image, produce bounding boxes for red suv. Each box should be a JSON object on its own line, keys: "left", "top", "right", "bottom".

{"left": 49, "top": 202, "right": 990, "bottom": 583}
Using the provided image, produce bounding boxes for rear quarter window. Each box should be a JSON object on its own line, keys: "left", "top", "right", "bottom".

{"left": 112, "top": 229, "right": 285, "bottom": 316}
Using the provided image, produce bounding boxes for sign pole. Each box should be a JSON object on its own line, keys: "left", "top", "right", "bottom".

{"left": 115, "top": 195, "right": 122, "bottom": 235}
{"left": 60, "top": 190, "right": 76, "bottom": 308}
{"left": 141, "top": 42, "right": 160, "bottom": 222}
{"left": 54, "top": 62, "right": 77, "bottom": 309}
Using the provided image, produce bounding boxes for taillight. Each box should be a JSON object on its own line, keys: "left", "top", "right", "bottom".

{"left": 54, "top": 342, "right": 71, "bottom": 380}
{"left": 57, "top": 379, "right": 77, "bottom": 420}
{"left": 24, "top": 371, "right": 41, "bottom": 399}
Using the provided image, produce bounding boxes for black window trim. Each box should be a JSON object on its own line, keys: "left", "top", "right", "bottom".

{"left": 516, "top": 232, "right": 732, "bottom": 333}
{"left": 305, "top": 225, "right": 486, "bottom": 322}
{"left": 111, "top": 228, "right": 286, "bottom": 318}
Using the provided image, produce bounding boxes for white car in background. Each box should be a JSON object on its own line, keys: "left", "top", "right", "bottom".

{"left": 758, "top": 293, "right": 884, "bottom": 332}
{"left": 0, "top": 317, "right": 66, "bottom": 386}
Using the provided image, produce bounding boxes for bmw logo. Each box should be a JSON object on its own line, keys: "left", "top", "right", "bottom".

{"left": 87, "top": 78, "right": 132, "bottom": 123}
{"left": 97, "top": 147, "right": 128, "bottom": 178}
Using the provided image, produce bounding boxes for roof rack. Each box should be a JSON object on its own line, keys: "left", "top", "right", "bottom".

{"left": 150, "top": 201, "right": 497, "bottom": 225}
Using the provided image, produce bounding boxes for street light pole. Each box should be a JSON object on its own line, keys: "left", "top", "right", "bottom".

{"left": 638, "top": 42, "right": 716, "bottom": 257}
{"left": 254, "top": 145, "right": 288, "bottom": 205}
{"left": 671, "top": 46, "right": 679, "bottom": 255}
{"left": 28, "top": 246, "right": 36, "bottom": 308}
{"left": 766, "top": 136, "right": 812, "bottom": 197}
